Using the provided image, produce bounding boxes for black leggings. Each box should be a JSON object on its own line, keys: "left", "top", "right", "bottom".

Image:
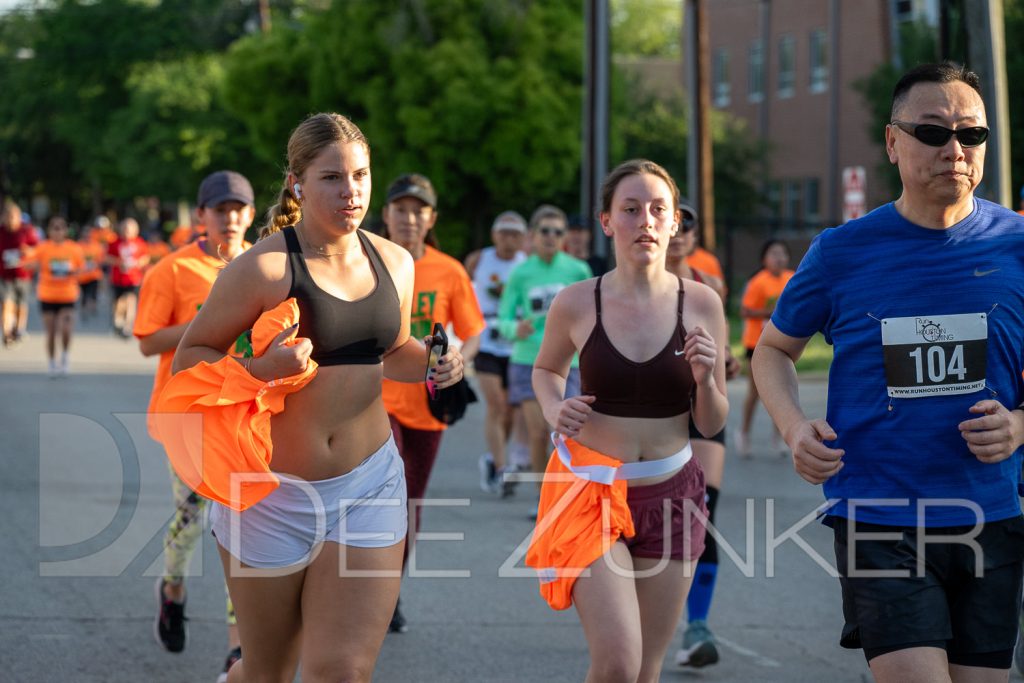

{"left": 698, "top": 485, "right": 719, "bottom": 563}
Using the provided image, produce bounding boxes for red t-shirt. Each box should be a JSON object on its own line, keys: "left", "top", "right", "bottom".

{"left": 0, "top": 225, "right": 40, "bottom": 280}
{"left": 108, "top": 237, "right": 148, "bottom": 287}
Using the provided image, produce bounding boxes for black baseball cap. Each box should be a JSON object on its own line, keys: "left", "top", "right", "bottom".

{"left": 197, "top": 170, "right": 255, "bottom": 209}
{"left": 385, "top": 173, "right": 437, "bottom": 208}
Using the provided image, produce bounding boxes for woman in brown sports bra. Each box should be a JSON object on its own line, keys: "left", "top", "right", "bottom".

{"left": 531, "top": 159, "right": 729, "bottom": 682}
{"left": 175, "top": 113, "right": 464, "bottom": 682}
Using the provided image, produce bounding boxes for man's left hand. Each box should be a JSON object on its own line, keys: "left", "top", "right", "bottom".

{"left": 958, "top": 400, "right": 1024, "bottom": 464}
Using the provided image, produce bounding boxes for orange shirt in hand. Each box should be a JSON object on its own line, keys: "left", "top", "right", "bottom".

{"left": 34, "top": 240, "right": 85, "bottom": 303}
{"left": 382, "top": 245, "right": 485, "bottom": 431}
{"left": 741, "top": 268, "right": 794, "bottom": 349}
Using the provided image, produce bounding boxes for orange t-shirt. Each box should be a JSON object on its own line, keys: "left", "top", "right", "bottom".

{"left": 134, "top": 241, "right": 252, "bottom": 441}
{"left": 686, "top": 247, "right": 724, "bottom": 281}
{"left": 382, "top": 245, "right": 485, "bottom": 431}
{"left": 34, "top": 240, "right": 85, "bottom": 303}
{"left": 78, "top": 239, "right": 105, "bottom": 284}
{"left": 169, "top": 225, "right": 194, "bottom": 248}
{"left": 147, "top": 240, "right": 171, "bottom": 266}
{"left": 741, "top": 268, "right": 795, "bottom": 349}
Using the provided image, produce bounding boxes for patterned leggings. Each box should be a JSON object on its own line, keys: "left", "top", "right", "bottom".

{"left": 163, "top": 463, "right": 236, "bottom": 625}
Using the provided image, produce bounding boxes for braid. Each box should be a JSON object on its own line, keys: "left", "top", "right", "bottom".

{"left": 260, "top": 185, "right": 302, "bottom": 239}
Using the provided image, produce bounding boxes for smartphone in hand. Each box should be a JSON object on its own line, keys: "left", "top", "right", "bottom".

{"left": 425, "top": 322, "right": 448, "bottom": 399}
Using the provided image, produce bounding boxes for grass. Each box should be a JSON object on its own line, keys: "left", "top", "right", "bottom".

{"left": 728, "top": 314, "right": 833, "bottom": 376}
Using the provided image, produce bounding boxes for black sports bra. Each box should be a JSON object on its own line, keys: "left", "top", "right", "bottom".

{"left": 578, "top": 275, "right": 695, "bottom": 418}
{"left": 283, "top": 227, "right": 402, "bottom": 366}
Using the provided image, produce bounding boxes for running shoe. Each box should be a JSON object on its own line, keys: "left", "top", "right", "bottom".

{"left": 154, "top": 578, "right": 188, "bottom": 652}
{"left": 388, "top": 598, "right": 408, "bottom": 634}
{"left": 675, "top": 619, "right": 719, "bottom": 668}
{"left": 478, "top": 452, "right": 497, "bottom": 493}
{"left": 216, "top": 646, "right": 242, "bottom": 683}
{"left": 500, "top": 465, "right": 520, "bottom": 498}
{"left": 1014, "top": 603, "right": 1024, "bottom": 675}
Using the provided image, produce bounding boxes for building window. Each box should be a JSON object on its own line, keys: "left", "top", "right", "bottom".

{"left": 804, "top": 178, "right": 820, "bottom": 223}
{"left": 809, "top": 29, "right": 828, "bottom": 93}
{"left": 765, "top": 181, "right": 781, "bottom": 219}
{"left": 777, "top": 35, "right": 795, "bottom": 98}
{"left": 894, "top": 0, "right": 914, "bottom": 21}
{"left": 748, "top": 39, "right": 764, "bottom": 102}
{"left": 783, "top": 180, "right": 802, "bottom": 223}
{"left": 713, "top": 47, "right": 730, "bottom": 107}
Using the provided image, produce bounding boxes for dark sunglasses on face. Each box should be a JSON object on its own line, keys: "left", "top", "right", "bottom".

{"left": 890, "top": 120, "right": 989, "bottom": 148}
{"left": 680, "top": 217, "right": 697, "bottom": 232}
{"left": 538, "top": 226, "right": 566, "bottom": 237}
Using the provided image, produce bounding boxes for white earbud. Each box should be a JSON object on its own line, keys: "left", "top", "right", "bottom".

{"left": 292, "top": 183, "right": 302, "bottom": 200}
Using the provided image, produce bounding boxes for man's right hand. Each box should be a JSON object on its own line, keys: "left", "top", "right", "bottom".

{"left": 785, "top": 419, "right": 845, "bottom": 485}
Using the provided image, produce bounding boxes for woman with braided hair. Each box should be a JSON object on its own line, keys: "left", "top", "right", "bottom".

{"left": 174, "top": 112, "right": 464, "bottom": 682}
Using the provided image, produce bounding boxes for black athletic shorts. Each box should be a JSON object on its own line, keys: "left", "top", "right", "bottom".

{"left": 688, "top": 415, "right": 725, "bottom": 445}
{"left": 474, "top": 351, "right": 510, "bottom": 389}
{"left": 832, "top": 514, "right": 1024, "bottom": 668}
{"left": 40, "top": 301, "right": 75, "bottom": 314}
{"left": 112, "top": 284, "right": 138, "bottom": 299}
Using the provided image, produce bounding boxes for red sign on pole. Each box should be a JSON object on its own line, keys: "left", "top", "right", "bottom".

{"left": 842, "top": 166, "right": 866, "bottom": 222}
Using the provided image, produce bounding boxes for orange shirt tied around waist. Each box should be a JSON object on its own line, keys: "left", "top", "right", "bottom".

{"left": 525, "top": 438, "right": 635, "bottom": 610}
{"left": 526, "top": 435, "right": 693, "bottom": 610}
{"left": 152, "top": 298, "right": 317, "bottom": 511}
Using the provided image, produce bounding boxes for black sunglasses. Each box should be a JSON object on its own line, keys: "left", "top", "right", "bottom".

{"left": 890, "top": 120, "right": 989, "bottom": 148}
{"left": 537, "top": 226, "right": 566, "bottom": 237}
{"left": 680, "top": 217, "right": 698, "bottom": 232}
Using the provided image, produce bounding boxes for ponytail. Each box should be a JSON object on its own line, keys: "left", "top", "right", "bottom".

{"left": 260, "top": 184, "right": 302, "bottom": 239}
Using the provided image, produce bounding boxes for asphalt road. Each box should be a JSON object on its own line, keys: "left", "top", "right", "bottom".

{"left": 0, "top": 304, "right": 880, "bottom": 682}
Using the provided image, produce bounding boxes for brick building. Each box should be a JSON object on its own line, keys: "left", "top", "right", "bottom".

{"left": 708, "top": 0, "right": 939, "bottom": 227}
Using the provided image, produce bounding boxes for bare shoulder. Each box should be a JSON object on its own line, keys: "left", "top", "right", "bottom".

{"left": 361, "top": 230, "right": 413, "bottom": 285}
{"left": 549, "top": 277, "right": 598, "bottom": 321}
{"left": 224, "top": 230, "right": 289, "bottom": 285}
{"left": 684, "top": 279, "right": 726, "bottom": 317}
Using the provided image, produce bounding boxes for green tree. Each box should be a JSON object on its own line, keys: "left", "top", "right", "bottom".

{"left": 103, "top": 54, "right": 260, "bottom": 202}
{"left": 611, "top": 79, "right": 767, "bottom": 222}
{"left": 224, "top": 0, "right": 584, "bottom": 255}
{"left": 610, "top": 0, "right": 682, "bottom": 57}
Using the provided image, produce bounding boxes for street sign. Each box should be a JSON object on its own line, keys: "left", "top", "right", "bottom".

{"left": 842, "top": 166, "right": 866, "bottom": 223}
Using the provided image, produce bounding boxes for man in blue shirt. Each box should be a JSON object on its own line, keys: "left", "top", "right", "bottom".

{"left": 753, "top": 62, "right": 1024, "bottom": 682}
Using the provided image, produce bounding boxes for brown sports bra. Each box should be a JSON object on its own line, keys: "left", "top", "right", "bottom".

{"left": 579, "top": 275, "right": 695, "bottom": 418}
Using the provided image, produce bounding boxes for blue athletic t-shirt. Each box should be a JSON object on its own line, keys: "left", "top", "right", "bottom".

{"left": 772, "top": 198, "right": 1024, "bottom": 526}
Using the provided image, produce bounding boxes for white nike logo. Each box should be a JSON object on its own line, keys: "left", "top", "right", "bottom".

{"left": 674, "top": 349, "right": 685, "bottom": 356}
{"left": 974, "top": 268, "right": 1000, "bottom": 277}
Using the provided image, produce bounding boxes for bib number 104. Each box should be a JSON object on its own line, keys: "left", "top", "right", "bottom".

{"left": 908, "top": 344, "right": 966, "bottom": 384}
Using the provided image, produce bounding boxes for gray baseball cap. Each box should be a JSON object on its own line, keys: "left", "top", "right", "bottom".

{"left": 197, "top": 170, "right": 255, "bottom": 208}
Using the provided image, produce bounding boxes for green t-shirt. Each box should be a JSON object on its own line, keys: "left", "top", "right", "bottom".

{"left": 497, "top": 252, "right": 592, "bottom": 365}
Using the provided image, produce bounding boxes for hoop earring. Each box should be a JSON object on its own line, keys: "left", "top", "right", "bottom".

{"left": 216, "top": 243, "right": 231, "bottom": 265}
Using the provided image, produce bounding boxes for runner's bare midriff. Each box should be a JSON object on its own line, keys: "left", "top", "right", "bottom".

{"left": 269, "top": 363, "right": 394, "bottom": 480}
{"left": 576, "top": 410, "right": 692, "bottom": 486}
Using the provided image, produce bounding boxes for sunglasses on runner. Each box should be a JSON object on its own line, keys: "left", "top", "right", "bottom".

{"left": 890, "top": 120, "right": 989, "bottom": 148}
{"left": 537, "top": 226, "right": 566, "bottom": 237}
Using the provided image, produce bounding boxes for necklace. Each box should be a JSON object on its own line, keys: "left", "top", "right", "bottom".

{"left": 296, "top": 226, "right": 362, "bottom": 258}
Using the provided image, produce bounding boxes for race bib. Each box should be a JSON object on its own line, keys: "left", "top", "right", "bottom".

{"left": 881, "top": 313, "right": 987, "bottom": 398}
{"left": 526, "top": 283, "right": 564, "bottom": 316}
{"left": 2, "top": 248, "right": 21, "bottom": 268}
{"left": 49, "top": 259, "right": 72, "bottom": 278}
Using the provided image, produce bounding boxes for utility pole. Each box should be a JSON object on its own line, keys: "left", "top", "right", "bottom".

{"left": 581, "top": 0, "right": 610, "bottom": 257}
{"left": 259, "top": 0, "right": 271, "bottom": 34}
{"left": 685, "top": 0, "right": 715, "bottom": 248}
{"left": 964, "top": 0, "right": 1010, "bottom": 206}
